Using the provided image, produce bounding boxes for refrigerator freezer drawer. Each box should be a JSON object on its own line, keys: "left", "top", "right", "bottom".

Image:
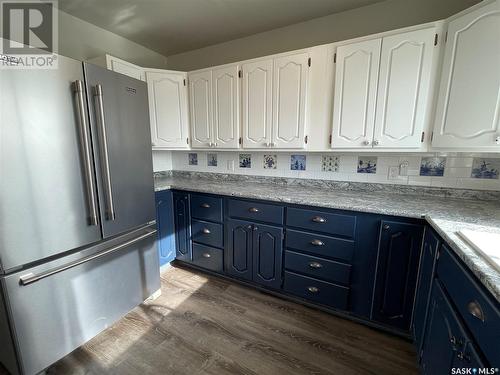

{"left": 1, "top": 229, "right": 160, "bottom": 375}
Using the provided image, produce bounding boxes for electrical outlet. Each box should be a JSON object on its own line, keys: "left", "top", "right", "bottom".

{"left": 388, "top": 166, "right": 400, "bottom": 180}
{"left": 399, "top": 161, "right": 409, "bottom": 176}
{"left": 227, "top": 160, "right": 234, "bottom": 171}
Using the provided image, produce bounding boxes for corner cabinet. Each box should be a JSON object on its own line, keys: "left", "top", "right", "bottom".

{"left": 432, "top": 0, "right": 500, "bottom": 151}
{"left": 189, "top": 65, "right": 240, "bottom": 149}
{"left": 331, "top": 26, "right": 440, "bottom": 150}
{"left": 173, "top": 192, "right": 192, "bottom": 262}
{"left": 242, "top": 52, "right": 309, "bottom": 149}
{"left": 145, "top": 70, "right": 189, "bottom": 149}
{"left": 155, "top": 190, "right": 176, "bottom": 266}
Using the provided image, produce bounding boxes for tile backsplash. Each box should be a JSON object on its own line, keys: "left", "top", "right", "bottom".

{"left": 168, "top": 151, "right": 500, "bottom": 191}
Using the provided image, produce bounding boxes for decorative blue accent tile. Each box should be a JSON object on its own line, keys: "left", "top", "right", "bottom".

{"left": 239, "top": 154, "right": 251, "bottom": 168}
{"left": 420, "top": 157, "right": 446, "bottom": 177}
{"left": 188, "top": 153, "right": 198, "bottom": 166}
{"left": 263, "top": 154, "right": 277, "bottom": 169}
{"left": 290, "top": 155, "right": 306, "bottom": 171}
{"left": 357, "top": 157, "right": 377, "bottom": 174}
{"left": 207, "top": 153, "right": 217, "bottom": 167}
{"left": 471, "top": 158, "right": 500, "bottom": 179}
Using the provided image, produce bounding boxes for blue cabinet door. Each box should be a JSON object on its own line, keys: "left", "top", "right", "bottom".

{"left": 252, "top": 223, "right": 283, "bottom": 289}
{"left": 226, "top": 219, "right": 253, "bottom": 281}
{"left": 372, "top": 220, "right": 424, "bottom": 330}
{"left": 173, "top": 192, "right": 192, "bottom": 262}
{"left": 413, "top": 228, "right": 440, "bottom": 355}
{"left": 155, "top": 190, "right": 176, "bottom": 267}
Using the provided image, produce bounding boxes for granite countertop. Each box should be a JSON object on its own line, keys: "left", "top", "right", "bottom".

{"left": 155, "top": 174, "right": 500, "bottom": 303}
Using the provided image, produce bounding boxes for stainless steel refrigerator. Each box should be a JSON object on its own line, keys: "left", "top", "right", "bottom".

{"left": 0, "top": 55, "right": 160, "bottom": 375}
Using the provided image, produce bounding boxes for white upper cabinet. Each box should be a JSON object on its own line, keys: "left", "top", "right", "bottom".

{"left": 212, "top": 65, "right": 240, "bottom": 148}
{"left": 189, "top": 70, "right": 213, "bottom": 148}
{"left": 145, "top": 71, "right": 189, "bottom": 149}
{"left": 272, "top": 53, "right": 309, "bottom": 148}
{"left": 432, "top": 0, "right": 500, "bottom": 150}
{"left": 331, "top": 39, "right": 381, "bottom": 149}
{"left": 373, "top": 27, "right": 438, "bottom": 149}
{"left": 242, "top": 59, "right": 273, "bottom": 148}
{"left": 106, "top": 55, "right": 145, "bottom": 81}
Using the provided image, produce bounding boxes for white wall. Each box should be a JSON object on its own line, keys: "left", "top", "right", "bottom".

{"left": 166, "top": 0, "right": 479, "bottom": 70}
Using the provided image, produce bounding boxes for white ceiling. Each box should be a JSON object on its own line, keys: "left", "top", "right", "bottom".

{"left": 58, "top": 0, "right": 387, "bottom": 56}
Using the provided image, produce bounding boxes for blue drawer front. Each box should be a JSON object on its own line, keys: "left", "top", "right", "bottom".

{"left": 192, "top": 243, "right": 223, "bottom": 272}
{"left": 191, "top": 219, "right": 223, "bottom": 249}
{"left": 191, "top": 194, "right": 223, "bottom": 223}
{"left": 284, "top": 250, "right": 351, "bottom": 285}
{"left": 287, "top": 208, "right": 356, "bottom": 238}
{"left": 227, "top": 199, "right": 284, "bottom": 225}
{"left": 437, "top": 246, "right": 500, "bottom": 365}
{"left": 283, "top": 271, "right": 349, "bottom": 311}
{"left": 285, "top": 229, "right": 354, "bottom": 262}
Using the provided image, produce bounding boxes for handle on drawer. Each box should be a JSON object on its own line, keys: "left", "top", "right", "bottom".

{"left": 312, "top": 216, "right": 326, "bottom": 223}
{"left": 467, "top": 301, "right": 485, "bottom": 322}
{"left": 248, "top": 207, "right": 259, "bottom": 213}
{"left": 202, "top": 228, "right": 211, "bottom": 234}
{"left": 307, "top": 286, "right": 319, "bottom": 293}
{"left": 200, "top": 203, "right": 211, "bottom": 208}
{"left": 202, "top": 253, "right": 211, "bottom": 258}
{"left": 310, "top": 239, "right": 324, "bottom": 246}
{"left": 308, "top": 262, "right": 323, "bottom": 269}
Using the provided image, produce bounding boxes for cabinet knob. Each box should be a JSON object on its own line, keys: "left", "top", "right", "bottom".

{"left": 200, "top": 203, "right": 211, "bottom": 208}
{"left": 253, "top": 226, "right": 258, "bottom": 231}
{"left": 247, "top": 225, "right": 253, "bottom": 230}
{"left": 202, "top": 253, "right": 211, "bottom": 258}
{"left": 307, "top": 286, "right": 319, "bottom": 293}
{"left": 270, "top": 142, "right": 275, "bottom": 147}
{"left": 308, "top": 262, "right": 323, "bottom": 269}
{"left": 495, "top": 135, "right": 500, "bottom": 145}
{"left": 310, "top": 239, "right": 324, "bottom": 246}
{"left": 248, "top": 207, "right": 259, "bottom": 213}
{"left": 362, "top": 140, "right": 371, "bottom": 146}
{"left": 202, "top": 228, "right": 211, "bottom": 234}
{"left": 373, "top": 140, "right": 380, "bottom": 146}
{"left": 383, "top": 224, "right": 390, "bottom": 231}
{"left": 311, "top": 216, "right": 326, "bottom": 223}
{"left": 467, "top": 300, "right": 485, "bottom": 322}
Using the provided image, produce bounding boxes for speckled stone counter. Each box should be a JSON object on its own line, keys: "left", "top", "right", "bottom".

{"left": 154, "top": 172, "right": 500, "bottom": 303}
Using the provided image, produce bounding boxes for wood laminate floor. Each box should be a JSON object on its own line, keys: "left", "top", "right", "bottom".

{"left": 41, "top": 266, "right": 417, "bottom": 374}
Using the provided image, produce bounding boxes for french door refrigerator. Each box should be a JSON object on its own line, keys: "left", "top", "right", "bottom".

{"left": 0, "top": 55, "right": 160, "bottom": 375}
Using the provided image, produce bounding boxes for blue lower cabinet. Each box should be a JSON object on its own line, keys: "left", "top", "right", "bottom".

{"left": 226, "top": 219, "right": 253, "bottom": 281}
{"left": 252, "top": 223, "right": 283, "bottom": 289}
{"left": 173, "top": 192, "right": 192, "bottom": 262}
{"left": 155, "top": 190, "right": 176, "bottom": 266}
{"left": 372, "top": 220, "right": 424, "bottom": 330}
{"left": 191, "top": 219, "right": 223, "bottom": 248}
{"left": 192, "top": 243, "right": 223, "bottom": 272}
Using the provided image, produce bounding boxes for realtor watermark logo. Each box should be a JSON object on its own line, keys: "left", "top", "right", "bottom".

{"left": 0, "top": 0, "right": 58, "bottom": 69}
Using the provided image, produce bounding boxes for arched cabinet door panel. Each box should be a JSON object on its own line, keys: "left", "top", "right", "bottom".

{"left": 189, "top": 70, "right": 213, "bottom": 148}
{"left": 252, "top": 224, "right": 283, "bottom": 290}
{"left": 432, "top": 0, "right": 500, "bottom": 150}
{"left": 226, "top": 219, "right": 253, "bottom": 281}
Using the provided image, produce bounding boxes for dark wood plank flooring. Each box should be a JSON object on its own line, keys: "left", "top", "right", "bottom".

{"left": 40, "top": 265, "right": 418, "bottom": 374}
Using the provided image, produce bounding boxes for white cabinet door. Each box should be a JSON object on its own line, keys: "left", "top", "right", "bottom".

{"left": 242, "top": 59, "right": 273, "bottom": 149}
{"left": 432, "top": 0, "right": 500, "bottom": 150}
{"left": 146, "top": 71, "right": 189, "bottom": 148}
{"left": 331, "top": 39, "right": 381, "bottom": 149}
{"left": 272, "top": 52, "right": 309, "bottom": 148}
{"left": 189, "top": 70, "right": 213, "bottom": 148}
{"left": 212, "top": 65, "right": 240, "bottom": 148}
{"left": 373, "top": 28, "right": 437, "bottom": 149}
{"left": 107, "top": 56, "right": 145, "bottom": 81}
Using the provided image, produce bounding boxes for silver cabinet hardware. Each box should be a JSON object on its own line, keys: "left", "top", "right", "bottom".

{"left": 247, "top": 225, "right": 253, "bottom": 230}
{"left": 93, "top": 84, "right": 115, "bottom": 221}
{"left": 248, "top": 207, "right": 259, "bottom": 213}
{"left": 310, "top": 239, "right": 324, "bottom": 246}
{"left": 373, "top": 140, "right": 380, "bottom": 146}
{"left": 200, "top": 203, "right": 211, "bottom": 208}
{"left": 202, "top": 228, "right": 211, "bottom": 234}
{"left": 308, "top": 262, "right": 323, "bottom": 269}
{"left": 73, "top": 80, "right": 99, "bottom": 226}
{"left": 19, "top": 229, "right": 157, "bottom": 286}
{"left": 467, "top": 301, "right": 485, "bottom": 322}
{"left": 253, "top": 226, "right": 258, "bottom": 231}
{"left": 202, "top": 253, "right": 211, "bottom": 258}
{"left": 496, "top": 135, "right": 500, "bottom": 145}
{"left": 311, "top": 216, "right": 326, "bottom": 223}
{"left": 307, "top": 286, "right": 319, "bottom": 293}
{"left": 383, "top": 224, "right": 390, "bottom": 230}
{"left": 362, "top": 140, "right": 371, "bottom": 146}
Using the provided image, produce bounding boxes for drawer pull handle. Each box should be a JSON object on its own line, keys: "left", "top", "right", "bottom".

{"left": 248, "top": 207, "right": 259, "bottom": 213}
{"left": 308, "top": 262, "right": 323, "bottom": 269}
{"left": 467, "top": 301, "right": 485, "bottom": 322}
{"left": 310, "top": 239, "right": 324, "bottom": 246}
{"left": 312, "top": 216, "right": 326, "bottom": 223}
{"left": 202, "top": 228, "right": 211, "bottom": 234}
{"left": 202, "top": 253, "right": 211, "bottom": 258}
{"left": 200, "top": 203, "right": 211, "bottom": 208}
{"left": 307, "top": 286, "right": 319, "bottom": 293}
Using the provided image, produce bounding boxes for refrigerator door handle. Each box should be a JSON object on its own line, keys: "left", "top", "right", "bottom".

{"left": 73, "top": 80, "right": 99, "bottom": 226}
{"left": 19, "top": 228, "right": 157, "bottom": 286}
{"left": 93, "top": 84, "right": 116, "bottom": 221}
